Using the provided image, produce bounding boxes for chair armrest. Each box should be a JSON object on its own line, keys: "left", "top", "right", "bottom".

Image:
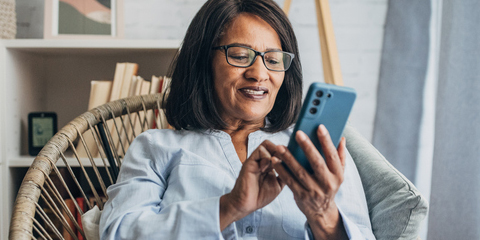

{"left": 344, "top": 124, "right": 428, "bottom": 240}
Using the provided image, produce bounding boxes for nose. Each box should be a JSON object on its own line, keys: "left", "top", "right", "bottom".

{"left": 244, "top": 56, "right": 269, "bottom": 82}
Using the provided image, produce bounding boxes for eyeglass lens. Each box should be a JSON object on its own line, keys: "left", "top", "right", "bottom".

{"left": 226, "top": 46, "right": 292, "bottom": 71}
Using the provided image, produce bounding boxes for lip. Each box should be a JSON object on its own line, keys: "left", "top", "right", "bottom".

{"left": 239, "top": 86, "right": 269, "bottom": 100}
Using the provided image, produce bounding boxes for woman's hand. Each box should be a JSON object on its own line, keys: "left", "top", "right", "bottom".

{"left": 220, "top": 140, "right": 285, "bottom": 230}
{"left": 273, "top": 124, "right": 348, "bottom": 240}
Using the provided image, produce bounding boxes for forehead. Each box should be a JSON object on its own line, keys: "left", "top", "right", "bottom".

{"left": 218, "top": 13, "right": 282, "bottom": 50}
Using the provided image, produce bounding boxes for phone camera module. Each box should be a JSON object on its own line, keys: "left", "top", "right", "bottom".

{"left": 316, "top": 90, "right": 323, "bottom": 97}
{"left": 312, "top": 99, "right": 320, "bottom": 106}
{"left": 309, "top": 108, "right": 317, "bottom": 114}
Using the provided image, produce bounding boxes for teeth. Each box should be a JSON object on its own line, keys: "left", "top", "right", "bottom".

{"left": 243, "top": 89, "right": 265, "bottom": 95}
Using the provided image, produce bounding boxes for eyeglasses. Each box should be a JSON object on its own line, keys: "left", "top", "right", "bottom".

{"left": 213, "top": 45, "right": 295, "bottom": 72}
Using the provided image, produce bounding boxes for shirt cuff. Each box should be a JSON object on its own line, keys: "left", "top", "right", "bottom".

{"left": 304, "top": 207, "right": 365, "bottom": 240}
{"left": 338, "top": 206, "right": 365, "bottom": 239}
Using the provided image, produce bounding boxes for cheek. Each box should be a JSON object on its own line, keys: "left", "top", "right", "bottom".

{"left": 272, "top": 73, "right": 285, "bottom": 95}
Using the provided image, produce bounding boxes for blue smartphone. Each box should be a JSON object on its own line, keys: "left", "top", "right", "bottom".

{"left": 287, "top": 82, "right": 356, "bottom": 174}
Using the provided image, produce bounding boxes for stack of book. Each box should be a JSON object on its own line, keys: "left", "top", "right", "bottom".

{"left": 75, "top": 62, "right": 171, "bottom": 158}
{"left": 43, "top": 168, "right": 107, "bottom": 240}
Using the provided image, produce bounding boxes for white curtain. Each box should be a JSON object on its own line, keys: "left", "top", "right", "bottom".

{"left": 373, "top": 0, "right": 480, "bottom": 239}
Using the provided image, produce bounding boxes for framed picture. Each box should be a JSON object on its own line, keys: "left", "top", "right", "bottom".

{"left": 28, "top": 112, "right": 57, "bottom": 156}
{"left": 44, "top": 0, "right": 124, "bottom": 39}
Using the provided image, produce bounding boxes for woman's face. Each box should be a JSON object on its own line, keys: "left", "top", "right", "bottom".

{"left": 212, "top": 13, "right": 285, "bottom": 128}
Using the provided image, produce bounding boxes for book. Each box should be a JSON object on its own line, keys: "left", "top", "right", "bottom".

{"left": 41, "top": 168, "right": 79, "bottom": 240}
{"left": 109, "top": 63, "right": 127, "bottom": 102}
{"left": 119, "top": 75, "right": 144, "bottom": 154}
{"left": 145, "top": 75, "right": 162, "bottom": 129}
{"left": 43, "top": 207, "right": 63, "bottom": 240}
{"left": 76, "top": 197, "right": 87, "bottom": 240}
{"left": 132, "top": 77, "right": 151, "bottom": 136}
{"left": 75, "top": 81, "right": 113, "bottom": 158}
{"left": 62, "top": 198, "right": 77, "bottom": 240}
{"left": 109, "top": 63, "right": 139, "bottom": 157}
{"left": 157, "top": 77, "right": 171, "bottom": 129}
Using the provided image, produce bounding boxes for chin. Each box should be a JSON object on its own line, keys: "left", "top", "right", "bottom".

{"left": 241, "top": 112, "right": 269, "bottom": 123}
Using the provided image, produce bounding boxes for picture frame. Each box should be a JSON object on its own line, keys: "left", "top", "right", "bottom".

{"left": 44, "top": 0, "right": 124, "bottom": 39}
{"left": 28, "top": 112, "right": 57, "bottom": 156}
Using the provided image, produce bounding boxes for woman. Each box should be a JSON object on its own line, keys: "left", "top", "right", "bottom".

{"left": 100, "top": 0, "right": 375, "bottom": 239}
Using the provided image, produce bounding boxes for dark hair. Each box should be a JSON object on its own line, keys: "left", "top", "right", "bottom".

{"left": 165, "top": 0, "right": 302, "bottom": 132}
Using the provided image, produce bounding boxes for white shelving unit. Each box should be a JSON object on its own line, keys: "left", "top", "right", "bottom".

{"left": 0, "top": 39, "right": 181, "bottom": 239}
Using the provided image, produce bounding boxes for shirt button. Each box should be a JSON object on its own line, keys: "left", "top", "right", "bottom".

{"left": 246, "top": 226, "right": 254, "bottom": 234}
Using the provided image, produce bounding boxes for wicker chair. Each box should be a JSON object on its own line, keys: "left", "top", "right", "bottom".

{"left": 9, "top": 93, "right": 165, "bottom": 240}
{"left": 9, "top": 93, "right": 428, "bottom": 240}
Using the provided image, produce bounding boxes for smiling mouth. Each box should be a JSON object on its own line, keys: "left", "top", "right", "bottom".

{"left": 239, "top": 87, "right": 269, "bottom": 99}
{"left": 242, "top": 89, "right": 266, "bottom": 95}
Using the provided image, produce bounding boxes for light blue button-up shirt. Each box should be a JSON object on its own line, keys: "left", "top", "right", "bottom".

{"left": 99, "top": 127, "right": 375, "bottom": 239}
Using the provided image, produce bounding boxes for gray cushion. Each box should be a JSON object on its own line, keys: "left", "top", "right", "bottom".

{"left": 344, "top": 124, "right": 428, "bottom": 240}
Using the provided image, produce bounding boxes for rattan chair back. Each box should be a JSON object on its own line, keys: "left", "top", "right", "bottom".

{"left": 9, "top": 93, "right": 165, "bottom": 240}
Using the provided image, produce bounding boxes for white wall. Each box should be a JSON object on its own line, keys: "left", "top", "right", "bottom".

{"left": 15, "top": 0, "right": 388, "bottom": 140}
{"left": 284, "top": 0, "right": 387, "bottom": 140}
{"left": 122, "top": 0, "right": 387, "bottom": 140}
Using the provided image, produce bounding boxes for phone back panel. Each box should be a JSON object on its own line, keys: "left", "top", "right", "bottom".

{"left": 287, "top": 82, "right": 356, "bottom": 173}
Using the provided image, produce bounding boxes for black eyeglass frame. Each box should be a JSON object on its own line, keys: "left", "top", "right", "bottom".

{"left": 213, "top": 44, "right": 295, "bottom": 72}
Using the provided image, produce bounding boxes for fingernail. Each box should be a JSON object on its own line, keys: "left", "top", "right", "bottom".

{"left": 276, "top": 145, "right": 286, "bottom": 154}
{"left": 272, "top": 156, "right": 281, "bottom": 164}
{"left": 319, "top": 124, "right": 327, "bottom": 134}
{"left": 296, "top": 130, "right": 307, "bottom": 141}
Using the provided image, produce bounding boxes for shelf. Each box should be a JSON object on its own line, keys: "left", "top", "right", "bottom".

{"left": 1, "top": 39, "right": 180, "bottom": 157}
{"left": 8, "top": 157, "right": 111, "bottom": 168}
{"left": 1, "top": 39, "right": 180, "bottom": 239}
{"left": 0, "top": 39, "right": 182, "bottom": 49}
{"left": 1, "top": 39, "right": 182, "bottom": 57}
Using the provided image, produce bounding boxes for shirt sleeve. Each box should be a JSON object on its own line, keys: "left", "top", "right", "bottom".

{"left": 303, "top": 207, "right": 373, "bottom": 240}
{"left": 99, "top": 131, "right": 224, "bottom": 239}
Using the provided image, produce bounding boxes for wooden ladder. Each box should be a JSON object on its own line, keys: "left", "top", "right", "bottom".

{"left": 283, "top": 0, "right": 343, "bottom": 86}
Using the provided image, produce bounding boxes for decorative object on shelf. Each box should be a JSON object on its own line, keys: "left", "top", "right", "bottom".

{"left": 28, "top": 112, "right": 58, "bottom": 156}
{"left": 0, "top": 0, "right": 16, "bottom": 39}
{"left": 44, "top": 0, "right": 124, "bottom": 39}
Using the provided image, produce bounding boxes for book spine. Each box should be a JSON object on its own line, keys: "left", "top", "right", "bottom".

{"left": 76, "top": 197, "right": 86, "bottom": 240}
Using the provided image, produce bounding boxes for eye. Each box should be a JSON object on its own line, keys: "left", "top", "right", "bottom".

{"left": 267, "top": 58, "right": 281, "bottom": 65}
{"left": 227, "top": 47, "right": 252, "bottom": 64}
{"left": 265, "top": 54, "right": 282, "bottom": 65}
{"left": 228, "top": 54, "right": 250, "bottom": 64}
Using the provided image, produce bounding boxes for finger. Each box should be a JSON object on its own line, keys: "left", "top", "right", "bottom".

{"left": 257, "top": 145, "right": 272, "bottom": 161}
{"left": 260, "top": 140, "right": 278, "bottom": 155}
{"left": 243, "top": 145, "right": 272, "bottom": 175}
{"left": 276, "top": 174, "right": 285, "bottom": 189}
{"left": 246, "top": 145, "right": 271, "bottom": 164}
{"left": 274, "top": 145, "right": 317, "bottom": 190}
{"left": 264, "top": 164, "right": 285, "bottom": 189}
{"left": 258, "top": 140, "right": 283, "bottom": 172}
{"left": 317, "top": 124, "right": 343, "bottom": 176}
{"left": 271, "top": 155, "right": 305, "bottom": 194}
{"left": 337, "top": 137, "right": 346, "bottom": 171}
{"left": 294, "top": 130, "right": 328, "bottom": 176}
{"left": 258, "top": 158, "right": 269, "bottom": 172}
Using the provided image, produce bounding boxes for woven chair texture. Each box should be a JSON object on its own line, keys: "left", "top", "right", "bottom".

{"left": 9, "top": 93, "right": 165, "bottom": 240}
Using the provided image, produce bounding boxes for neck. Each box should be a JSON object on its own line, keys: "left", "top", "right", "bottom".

{"left": 222, "top": 119, "right": 265, "bottom": 163}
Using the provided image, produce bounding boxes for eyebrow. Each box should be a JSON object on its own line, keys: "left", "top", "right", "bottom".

{"left": 227, "top": 43, "right": 282, "bottom": 52}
